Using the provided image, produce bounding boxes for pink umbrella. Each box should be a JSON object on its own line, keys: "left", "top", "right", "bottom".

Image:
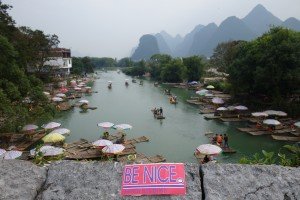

{"left": 22, "top": 124, "right": 38, "bottom": 132}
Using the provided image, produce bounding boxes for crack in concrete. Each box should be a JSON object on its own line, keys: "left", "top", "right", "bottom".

{"left": 243, "top": 182, "right": 274, "bottom": 199}
{"left": 199, "top": 164, "right": 206, "bottom": 200}
{"left": 34, "top": 167, "right": 49, "bottom": 200}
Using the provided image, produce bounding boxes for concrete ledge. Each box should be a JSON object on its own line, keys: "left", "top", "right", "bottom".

{"left": 0, "top": 160, "right": 299, "bottom": 200}
{"left": 0, "top": 160, "right": 47, "bottom": 200}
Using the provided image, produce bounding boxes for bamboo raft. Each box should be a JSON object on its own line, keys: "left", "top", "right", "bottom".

{"left": 271, "top": 135, "right": 300, "bottom": 142}
{"left": 220, "top": 118, "right": 244, "bottom": 122}
{"left": 117, "top": 153, "right": 166, "bottom": 164}
{"left": 247, "top": 128, "right": 295, "bottom": 136}
{"left": 205, "top": 132, "right": 237, "bottom": 154}
{"left": 0, "top": 130, "right": 46, "bottom": 151}
{"left": 237, "top": 127, "right": 267, "bottom": 132}
{"left": 199, "top": 109, "right": 215, "bottom": 114}
{"left": 204, "top": 115, "right": 221, "bottom": 120}
{"left": 154, "top": 114, "right": 165, "bottom": 119}
{"left": 125, "top": 136, "right": 149, "bottom": 145}
{"left": 186, "top": 100, "right": 205, "bottom": 105}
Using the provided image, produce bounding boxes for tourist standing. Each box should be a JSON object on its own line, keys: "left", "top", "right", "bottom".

{"left": 224, "top": 134, "right": 229, "bottom": 148}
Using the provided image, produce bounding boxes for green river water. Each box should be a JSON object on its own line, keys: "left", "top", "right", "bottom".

{"left": 55, "top": 70, "right": 288, "bottom": 163}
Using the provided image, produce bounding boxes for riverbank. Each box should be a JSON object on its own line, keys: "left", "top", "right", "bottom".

{"left": 1, "top": 160, "right": 299, "bottom": 200}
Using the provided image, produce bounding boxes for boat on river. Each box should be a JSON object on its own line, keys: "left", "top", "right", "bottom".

{"left": 169, "top": 96, "right": 178, "bottom": 104}
{"left": 205, "top": 132, "right": 236, "bottom": 154}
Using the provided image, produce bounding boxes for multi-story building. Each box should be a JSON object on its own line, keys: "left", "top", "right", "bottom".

{"left": 43, "top": 48, "right": 72, "bottom": 76}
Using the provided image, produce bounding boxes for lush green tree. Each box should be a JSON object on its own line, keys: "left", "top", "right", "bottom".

{"left": 122, "top": 60, "right": 146, "bottom": 76}
{"left": 210, "top": 41, "right": 244, "bottom": 73}
{"left": 90, "top": 57, "right": 117, "bottom": 68}
{"left": 148, "top": 54, "right": 172, "bottom": 80}
{"left": 183, "top": 56, "right": 204, "bottom": 82}
{"left": 228, "top": 27, "right": 300, "bottom": 100}
{"left": 117, "top": 57, "right": 134, "bottom": 68}
{"left": 160, "top": 59, "right": 184, "bottom": 83}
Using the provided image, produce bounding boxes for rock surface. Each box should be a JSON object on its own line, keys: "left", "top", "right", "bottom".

{"left": 0, "top": 160, "right": 47, "bottom": 200}
{"left": 37, "top": 161, "right": 201, "bottom": 200}
{"left": 202, "top": 163, "right": 300, "bottom": 200}
{"left": 1, "top": 160, "right": 299, "bottom": 200}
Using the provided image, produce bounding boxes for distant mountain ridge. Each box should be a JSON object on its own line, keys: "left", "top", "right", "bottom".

{"left": 131, "top": 4, "right": 300, "bottom": 60}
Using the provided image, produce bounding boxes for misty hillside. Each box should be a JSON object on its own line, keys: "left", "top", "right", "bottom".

{"left": 159, "top": 31, "right": 183, "bottom": 53}
{"left": 155, "top": 33, "right": 172, "bottom": 55}
{"left": 242, "top": 4, "right": 282, "bottom": 36}
{"left": 282, "top": 17, "right": 300, "bottom": 31}
{"left": 131, "top": 34, "right": 160, "bottom": 61}
{"left": 203, "top": 16, "right": 256, "bottom": 56}
{"left": 131, "top": 4, "right": 300, "bottom": 60}
{"left": 189, "top": 23, "right": 218, "bottom": 56}
{"left": 173, "top": 24, "right": 205, "bottom": 57}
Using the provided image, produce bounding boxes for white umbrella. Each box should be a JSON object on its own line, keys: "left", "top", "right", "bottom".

{"left": 102, "top": 144, "right": 125, "bottom": 154}
{"left": 235, "top": 105, "right": 248, "bottom": 111}
{"left": 42, "top": 122, "right": 61, "bottom": 129}
{"left": 227, "top": 106, "right": 236, "bottom": 111}
{"left": 52, "top": 97, "right": 63, "bottom": 102}
{"left": 30, "top": 145, "right": 64, "bottom": 157}
{"left": 212, "top": 97, "right": 224, "bottom": 104}
{"left": 217, "top": 107, "right": 228, "bottom": 111}
{"left": 85, "top": 86, "right": 92, "bottom": 89}
{"left": 251, "top": 112, "right": 268, "bottom": 117}
{"left": 92, "top": 139, "right": 113, "bottom": 147}
{"left": 196, "top": 89, "right": 208, "bottom": 96}
{"left": 196, "top": 144, "right": 222, "bottom": 155}
{"left": 49, "top": 128, "right": 70, "bottom": 135}
{"left": 22, "top": 124, "right": 38, "bottom": 131}
{"left": 205, "top": 93, "right": 214, "bottom": 97}
{"left": 3, "top": 150, "right": 22, "bottom": 159}
{"left": 114, "top": 124, "right": 132, "bottom": 131}
{"left": 97, "top": 122, "right": 114, "bottom": 129}
{"left": 206, "top": 85, "right": 215, "bottom": 89}
{"left": 294, "top": 122, "right": 300, "bottom": 128}
{"left": 78, "top": 99, "right": 89, "bottom": 104}
{"left": 0, "top": 148, "right": 6, "bottom": 158}
{"left": 74, "top": 87, "right": 82, "bottom": 91}
{"left": 56, "top": 93, "right": 66, "bottom": 98}
{"left": 43, "top": 91, "right": 50, "bottom": 96}
{"left": 108, "top": 81, "right": 112, "bottom": 83}
{"left": 263, "top": 119, "right": 281, "bottom": 126}
{"left": 264, "top": 110, "right": 287, "bottom": 117}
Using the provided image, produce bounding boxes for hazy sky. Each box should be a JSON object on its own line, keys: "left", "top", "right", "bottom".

{"left": 3, "top": 0, "right": 300, "bottom": 58}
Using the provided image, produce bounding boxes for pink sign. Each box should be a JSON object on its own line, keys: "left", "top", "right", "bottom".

{"left": 121, "top": 163, "right": 186, "bottom": 196}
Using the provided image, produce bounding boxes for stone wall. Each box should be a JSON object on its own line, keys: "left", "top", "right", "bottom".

{"left": 0, "top": 160, "right": 299, "bottom": 200}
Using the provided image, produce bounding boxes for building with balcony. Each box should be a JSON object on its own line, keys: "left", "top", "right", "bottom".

{"left": 43, "top": 48, "right": 72, "bottom": 76}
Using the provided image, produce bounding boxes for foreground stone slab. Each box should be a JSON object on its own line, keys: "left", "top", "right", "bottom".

{"left": 37, "top": 161, "right": 201, "bottom": 200}
{"left": 0, "top": 160, "right": 47, "bottom": 200}
{"left": 202, "top": 163, "right": 300, "bottom": 200}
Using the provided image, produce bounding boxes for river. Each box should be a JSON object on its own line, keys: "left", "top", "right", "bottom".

{"left": 55, "top": 70, "right": 288, "bottom": 163}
